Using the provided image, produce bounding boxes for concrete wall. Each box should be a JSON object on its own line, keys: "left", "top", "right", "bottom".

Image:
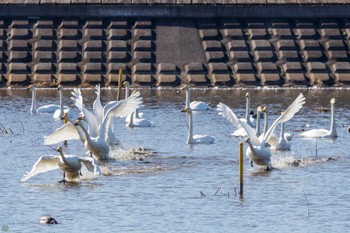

{"left": 0, "top": 3, "right": 350, "bottom": 87}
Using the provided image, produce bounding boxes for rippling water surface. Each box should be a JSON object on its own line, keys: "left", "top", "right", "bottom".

{"left": 0, "top": 87, "right": 349, "bottom": 232}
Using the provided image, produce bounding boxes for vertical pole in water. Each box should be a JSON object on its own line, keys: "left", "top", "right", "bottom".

{"left": 117, "top": 68, "right": 123, "bottom": 101}
{"left": 239, "top": 142, "right": 244, "bottom": 197}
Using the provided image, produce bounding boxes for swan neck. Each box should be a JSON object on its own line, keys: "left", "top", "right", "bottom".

{"left": 185, "top": 89, "right": 190, "bottom": 109}
{"left": 245, "top": 96, "right": 250, "bottom": 123}
{"left": 125, "top": 84, "right": 130, "bottom": 98}
{"left": 280, "top": 122, "right": 285, "bottom": 140}
{"left": 330, "top": 102, "right": 336, "bottom": 136}
{"left": 58, "top": 150, "right": 67, "bottom": 164}
{"left": 78, "top": 123, "right": 93, "bottom": 144}
{"left": 263, "top": 111, "right": 268, "bottom": 136}
{"left": 247, "top": 140, "right": 257, "bottom": 155}
{"left": 98, "top": 115, "right": 111, "bottom": 141}
{"left": 31, "top": 88, "right": 36, "bottom": 113}
{"left": 59, "top": 88, "right": 64, "bottom": 111}
{"left": 129, "top": 112, "right": 134, "bottom": 127}
{"left": 187, "top": 112, "right": 194, "bottom": 144}
{"left": 135, "top": 109, "right": 139, "bottom": 118}
{"left": 255, "top": 111, "right": 261, "bottom": 136}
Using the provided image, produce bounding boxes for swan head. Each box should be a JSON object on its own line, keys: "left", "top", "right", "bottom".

{"left": 330, "top": 98, "right": 336, "bottom": 105}
{"left": 245, "top": 137, "right": 250, "bottom": 143}
{"left": 262, "top": 106, "right": 267, "bottom": 113}
{"left": 61, "top": 112, "right": 68, "bottom": 120}
{"left": 123, "top": 81, "right": 130, "bottom": 87}
{"left": 74, "top": 118, "right": 82, "bottom": 126}
{"left": 245, "top": 92, "right": 250, "bottom": 97}
{"left": 57, "top": 85, "right": 62, "bottom": 90}
{"left": 181, "top": 85, "right": 189, "bottom": 90}
{"left": 181, "top": 107, "right": 192, "bottom": 113}
{"left": 257, "top": 106, "right": 262, "bottom": 113}
{"left": 27, "top": 85, "right": 35, "bottom": 91}
{"left": 56, "top": 146, "right": 62, "bottom": 153}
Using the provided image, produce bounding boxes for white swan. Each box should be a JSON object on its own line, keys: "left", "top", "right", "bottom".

{"left": 21, "top": 146, "right": 101, "bottom": 182}
{"left": 126, "top": 112, "right": 152, "bottom": 128}
{"left": 259, "top": 106, "right": 278, "bottom": 146}
{"left": 217, "top": 93, "right": 305, "bottom": 169}
{"left": 53, "top": 85, "right": 71, "bottom": 121}
{"left": 46, "top": 91, "right": 142, "bottom": 161}
{"left": 124, "top": 81, "right": 144, "bottom": 123}
{"left": 182, "top": 85, "right": 209, "bottom": 111}
{"left": 300, "top": 98, "right": 337, "bottom": 139}
{"left": 71, "top": 86, "right": 122, "bottom": 147}
{"left": 28, "top": 85, "right": 65, "bottom": 114}
{"left": 271, "top": 120, "right": 292, "bottom": 151}
{"left": 123, "top": 81, "right": 151, "bottom": 127}
{"left": 182, "top": 107, "right": 215, "bottom": 144}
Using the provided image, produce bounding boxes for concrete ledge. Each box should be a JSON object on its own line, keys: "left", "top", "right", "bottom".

{"left": 0, "top": 5, "right": 350, "bottom": 18}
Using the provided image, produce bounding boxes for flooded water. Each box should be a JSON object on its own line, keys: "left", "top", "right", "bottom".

{"left": 0, "top": 86, "right": 350, "bottom": 232}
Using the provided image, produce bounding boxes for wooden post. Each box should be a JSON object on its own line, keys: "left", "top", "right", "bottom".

{"left": 239, "top": 142, "right": 243, "bottom": 196}
{"left": 117, "top": 69, "right": 123, "bottom": 101}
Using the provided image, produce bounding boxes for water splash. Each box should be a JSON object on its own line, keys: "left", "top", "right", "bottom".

{"left": 271, "top": 153, "right": 337, "bottom": 169}
{"left": 108, "top": 146, "right": 154, "bottom": 161}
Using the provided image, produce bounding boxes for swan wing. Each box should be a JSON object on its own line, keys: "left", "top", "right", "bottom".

{"left": 71, "top": 88, "right": 83, "bottom": 112}
{"left": 21, "top": 156, "right": 60, "bottom": 181}
{"left": 238, "top": 119, "right": 261, "bottom": 146}
{"left": 71, "top": 88, "right": 99, "bottom": 137}
{"left": 44, "top": 121, "right": 82, "bottom": 145}
{"left": 93, "top": 84, "right": 104, "bottom": 124}
{"left": 217, "top": 102, "right": 242, "bottom": 129}
{"left": 263, "top": 93, "right": 305, "bottom": 143}
{"left": 80, "top": 157, "right": 102, "bottom": 176}
{"left": 104, "top": 91, "right": 143, "bottom": 119}
{"left": 37, "top": 104, "right": 61, "bottom": 113}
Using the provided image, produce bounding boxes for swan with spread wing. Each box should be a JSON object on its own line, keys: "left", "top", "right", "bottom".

{"left": 45, "top": 91, "right": 143, "bottom": 161}
{"left": 21, "top": 146, "right": 101, "bottom": 183}
{"left": 217, "top": 93, "right": 305, "bottom": 170}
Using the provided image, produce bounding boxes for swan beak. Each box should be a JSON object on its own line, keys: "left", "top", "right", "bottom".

{"left": 122, "top": 81, "right": 128, "bottom": 87}
{"left": 74, "top": 119, "right": 80, "bottom": 126}
{"left": 57, "top": 85, "right": 62, "bottom": 90}
{"left": 245, "top": 92, "right": 249, "bottom": 97}
{"left": 263, "top": 106, "right": 267, "bottom": 112}
{"left": 181, "top": 85, "right": 188, "bottom": 90}
{"left": 60, "top": 112, "right": 68, "bottom": 120}
{"left": 26, "top": 85, "right": 33, "bottom": 90}
{"left": 181, "top": 108, "right": 189, "bottom": 113}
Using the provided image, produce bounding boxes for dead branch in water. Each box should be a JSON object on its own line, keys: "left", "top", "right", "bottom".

{"left": 0, "top": 123, "right": 14, "bottom": 134}
{"left": 303, "top": 191, "right": 310, "bottom": 217}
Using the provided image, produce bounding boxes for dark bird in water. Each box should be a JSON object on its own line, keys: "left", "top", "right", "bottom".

{"left": 40, "top": 215, "right": 58, "bottom": 224}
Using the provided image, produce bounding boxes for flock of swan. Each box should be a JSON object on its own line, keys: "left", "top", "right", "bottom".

{"left": 181, "top": 85, "right": 337, "bottom": 171}
{"left": 21, "top": 83, "right": 338, "bottom": 182}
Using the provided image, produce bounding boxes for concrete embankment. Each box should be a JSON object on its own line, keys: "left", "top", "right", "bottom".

{"left": 1, "top": 1, "right": 350, "bottom": 87}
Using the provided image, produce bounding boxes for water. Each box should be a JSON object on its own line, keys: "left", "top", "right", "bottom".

{"left": 0, "top": 87, "right": 349, "bottom": 232}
